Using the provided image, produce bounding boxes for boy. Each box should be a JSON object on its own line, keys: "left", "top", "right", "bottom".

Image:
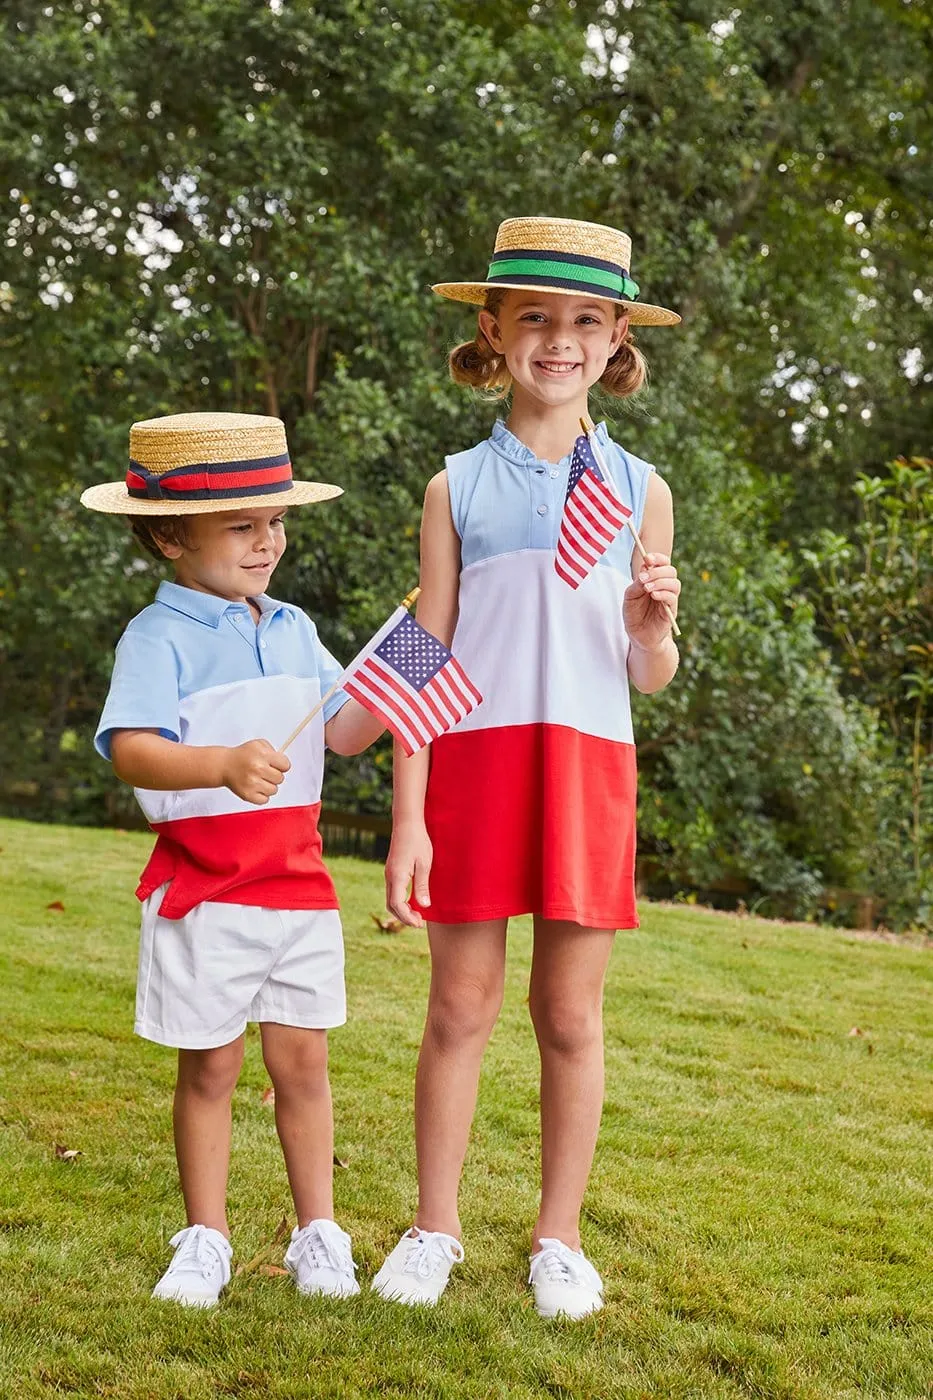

{"left": 82, "top": 411, "right": 384, "bottom": 1306}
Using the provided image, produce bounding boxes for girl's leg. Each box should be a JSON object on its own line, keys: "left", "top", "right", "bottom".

{"left": 260, "top": 1023, "right": 333, "bottom": 1226}
{"left": 414, "top": 918, "right": 508, "bottom": 1238}
{"left": 173, "top": 1035, "right": 246, "bottom": 1236}
{"left": 528, "top": 919, "right": 616, "bottom": 1251}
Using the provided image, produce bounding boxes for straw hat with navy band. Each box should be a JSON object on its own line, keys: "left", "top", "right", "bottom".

{"left": 80, "top": 412, "right": 342, "bottom": 515}
{"left": 432, "top": 215, "right": 680, "bottom": 327}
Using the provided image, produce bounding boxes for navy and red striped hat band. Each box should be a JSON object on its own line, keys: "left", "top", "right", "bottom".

{"left": 126, "top": 453, "right": 293, "bottom": 502}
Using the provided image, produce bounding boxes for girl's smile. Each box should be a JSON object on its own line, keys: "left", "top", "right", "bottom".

{"left": 478, "top": 293, "right": 626, "bottom": 408}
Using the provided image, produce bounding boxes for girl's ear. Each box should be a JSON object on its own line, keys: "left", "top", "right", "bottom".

{"left": 478, "top": 308, "right": 504, "bottom": 352}
{"left": 609, "top": 312, "right": 630, "bottom": 357}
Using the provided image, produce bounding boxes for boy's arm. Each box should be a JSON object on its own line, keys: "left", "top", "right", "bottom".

{"left": 624, "top": 472, "right": 681, "bottom": 695}
{"left": 324, "top": 700, "right": 385, "bottom": 756}
{"left": 110, "top": 729, "right": 290, "bottom": 806}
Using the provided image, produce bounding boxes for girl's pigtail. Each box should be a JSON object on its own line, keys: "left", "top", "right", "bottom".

{"left": 599, "top": 328, "right": 649, "bottom": 399}
{"left": 449, "top": 329, "right": 511, "bottom": 396}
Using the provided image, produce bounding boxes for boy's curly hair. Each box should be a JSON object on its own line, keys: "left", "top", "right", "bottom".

{"left": 448, "top": 288, "right": 648, "bottom": 400}
{"left": 127, "top": 515, "right": 197, "bottom": 561}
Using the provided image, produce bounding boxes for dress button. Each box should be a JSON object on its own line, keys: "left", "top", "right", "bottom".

{"left": 537, "top": 504, "right": 548, "bottom": 516}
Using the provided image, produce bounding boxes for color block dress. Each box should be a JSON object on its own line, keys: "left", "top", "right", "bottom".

{"left": 418, "top": 419, "right": 654, "bottom": 931}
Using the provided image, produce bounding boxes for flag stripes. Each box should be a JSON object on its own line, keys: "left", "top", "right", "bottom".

{"left": 555, "top": 433, "right": 632, "bottom": 589}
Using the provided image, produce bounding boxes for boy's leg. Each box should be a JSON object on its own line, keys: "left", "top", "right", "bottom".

{"left": 528, "top": 918, "right": 615, "bottom": 1252}
{"left": 173, "top": 1035, "right": 245, "bottom": 1236}
{"left": 414, "top": 918, "right": 508, "bottom": 1238}
{"left": 259, "top": 1022, "right": 333, "bottom": 1225}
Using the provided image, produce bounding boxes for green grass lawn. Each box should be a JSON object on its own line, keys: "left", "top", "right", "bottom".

{"left": 0, "top": 816, "right": 930, "bottom": 1399}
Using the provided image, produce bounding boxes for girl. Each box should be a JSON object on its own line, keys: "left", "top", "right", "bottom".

{"left": 373, "top": 217, "right": 682, "bottom": 1319}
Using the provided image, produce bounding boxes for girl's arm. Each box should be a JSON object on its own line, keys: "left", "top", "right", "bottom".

{"left": 325, "top": 699, "right": 386, "bottom": 755}
{"left": 624, "top": 471, "right": 681, "bottom": 695}
{"left": 385, "top": 470, "right": 462, "bottom": 926}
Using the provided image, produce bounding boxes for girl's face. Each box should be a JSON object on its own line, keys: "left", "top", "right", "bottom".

{"left": 157, "top": 506, "right": 288, "bottom": 601}
{"left": 478, "top": 291, "right": 627, "bottom": 407}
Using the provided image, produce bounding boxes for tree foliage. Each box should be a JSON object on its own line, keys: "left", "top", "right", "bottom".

{"left": 0, "top": 0, "right": 929, "bottom": 925}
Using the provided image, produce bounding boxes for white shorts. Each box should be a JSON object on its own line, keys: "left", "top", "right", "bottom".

{"left": 135, "top": 885, "right": 346, "bottom": 1049}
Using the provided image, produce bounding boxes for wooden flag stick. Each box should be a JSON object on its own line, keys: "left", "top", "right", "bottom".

{"left": 280, "top": 587, "right": 422, "bottom": 753}
{"left": 580, "top": 417, "right": 681, "bottom": 638}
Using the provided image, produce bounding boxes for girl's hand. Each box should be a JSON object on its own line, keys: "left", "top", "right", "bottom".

{"left": 386, "top": 819, "right": 433, "bottom": 928}
{"left": 623, "top": 552, "right": 681, "bottom": 651}
{"left": 222, "top": 739, "right": 290, "bottom": 805}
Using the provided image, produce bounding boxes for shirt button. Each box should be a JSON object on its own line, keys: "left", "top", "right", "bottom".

{"left": 260, "top": 640, "right": 267, "bottom": 649}
{"left": 550, "top": 469, "right": 559, "bottom": 479}
{"left": 537, "top": 504, "right": 548, "bottom": 516}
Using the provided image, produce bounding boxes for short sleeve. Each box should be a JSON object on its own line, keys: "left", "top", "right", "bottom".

{"left": 294, "top": 612, "right": 350, "bottom": 725}
{"left": 94, "top": 628, "right": 182, "bottom": 760}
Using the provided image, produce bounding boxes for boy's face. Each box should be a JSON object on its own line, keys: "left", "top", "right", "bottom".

{"left": 157, "top": 506, "right": 288, "bottom": 601}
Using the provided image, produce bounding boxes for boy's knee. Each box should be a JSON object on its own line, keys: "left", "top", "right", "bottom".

{"left": 177, "top": 1041, "right": 243, "bottom": 1101}
{"left": 263, "top": 1027, "right": 329, "bottom": 1095}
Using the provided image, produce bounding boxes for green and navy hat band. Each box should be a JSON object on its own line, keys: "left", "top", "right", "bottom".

{"left": 126, "top": 453, "right": 293, "bottom": 501}
{"left": 486, "top": 248, "right": 640, "bottom": 301}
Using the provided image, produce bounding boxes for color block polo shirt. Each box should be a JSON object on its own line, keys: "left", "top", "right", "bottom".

{"left": 96, "top": 580, "right": 349, "bottom": 920}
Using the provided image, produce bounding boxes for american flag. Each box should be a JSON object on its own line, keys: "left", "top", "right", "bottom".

{"left": 341, "top": 610, "right": 483, "bottom": 757}
{"left": 554, "top": 433, "right": 632, "bottom": 589}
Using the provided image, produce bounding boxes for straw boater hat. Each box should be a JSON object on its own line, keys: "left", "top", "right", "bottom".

{"left": 80, "top": 411, "right": 342, "bottom": 515}
{"left": 433, "top": 216, "right": 680, "bottom": 327}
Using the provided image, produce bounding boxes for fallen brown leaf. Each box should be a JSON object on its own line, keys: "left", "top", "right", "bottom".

{"left": 257, "top": 1264, "right": 289, "bottom": 1277}
{"left": 46, "top": 901, "right": 65, "bottom": 912}
{"left": 261, "top": 1086, "right": 275, "bottom": 1106}
{"left": 235, "top": 1216, "right": 292, "bottom": 1275}
{"left": 848, "top": 1027, "right": 865, "bottom": 1037}
{"left": 54, "top": 1144, "right": 81, "bottom": 1162}
{"left": 370, "top": 912, "right": 404, "bottom": 934}
{"left": 333, "top": 1153, "right": 349, "bottom": 1169}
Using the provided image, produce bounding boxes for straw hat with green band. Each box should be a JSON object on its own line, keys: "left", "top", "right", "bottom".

{"left": 432, "top": 216, "right": 680, "bottom": 327}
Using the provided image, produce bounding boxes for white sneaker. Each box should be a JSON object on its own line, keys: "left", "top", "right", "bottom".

{"left": 529, "top": 1238, "right": 604, "bottom": 1319}
{"left": 371, "top": 1227, "right": 464, "bottom": 1306}
{"left": 284, "top": 1218, "right": 360, "bottom": 1299}
{"left": 151, "top": 1224, "right": 232, "bottom": 1308}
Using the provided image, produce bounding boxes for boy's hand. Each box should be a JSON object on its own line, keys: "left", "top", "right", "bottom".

{"left": 386, "top": 819, "right": 433, "bottom": 928}
{"left": 222, "top": 739, "right": 290, "bottom": 805}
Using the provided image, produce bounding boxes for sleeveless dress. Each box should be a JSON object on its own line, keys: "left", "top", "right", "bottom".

{"left": 416, "top": 418, "right": 655, "bottom": 931}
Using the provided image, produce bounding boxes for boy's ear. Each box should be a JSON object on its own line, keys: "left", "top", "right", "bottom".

{"left": 477, "top": 309, "right": 504, "bottom": 352}
{"left": 152, "top": 530, "right": 184, "bottom": 560}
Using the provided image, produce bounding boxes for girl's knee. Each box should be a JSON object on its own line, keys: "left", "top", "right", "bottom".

{"left": 530, "top": 1000, "right": 602, "bottom": 1057}
{"left": 426, "top": 976, "right": 503, "bottom": 1051}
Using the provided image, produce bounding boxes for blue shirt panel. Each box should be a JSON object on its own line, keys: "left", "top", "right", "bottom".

{"left": 95, "top": 580, "right": 349, "bottom": 760}
{"left": 446, "top": 419, "right": 655, "bottom": 576}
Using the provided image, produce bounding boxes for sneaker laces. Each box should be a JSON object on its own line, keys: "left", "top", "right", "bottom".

{"left": 405, "top": 1230, "right": 464, "bottom": 1280}
{"left": 168, "top": 1225, "right": 229, "bottom": 1280}
{"left": 292, "top": 1221, "right": 356, "bottom": 1277}
{"left": 529, "top": 1238, "right": 591, "bottom": 1287}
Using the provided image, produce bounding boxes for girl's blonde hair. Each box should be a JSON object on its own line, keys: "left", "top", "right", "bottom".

{"left": 448, "top": 289, "right": 648, "bottom": 400}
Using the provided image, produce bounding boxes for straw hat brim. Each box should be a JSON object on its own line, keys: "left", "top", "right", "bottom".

{"left": 432, "top": 281, "right": 680, "bottom": 327}
{"left": 80, "top": 480, "right": 343, "bottom": 515}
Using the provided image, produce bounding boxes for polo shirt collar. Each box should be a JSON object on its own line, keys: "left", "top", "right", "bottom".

{"left": 155, "top": 580, "right": 286, "bottom": 628}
